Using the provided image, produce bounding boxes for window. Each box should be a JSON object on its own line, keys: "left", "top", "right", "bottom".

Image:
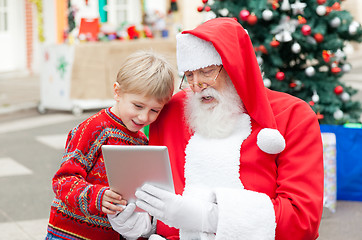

{"left": 0, "top": 0, "right": 8, "bottom": 32}
{"left": 108, "top": 0, "right": 141, "bottom": 27}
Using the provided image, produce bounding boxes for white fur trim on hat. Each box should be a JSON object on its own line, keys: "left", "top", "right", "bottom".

{"left": 257, "top": 128, "right": 286, "bottom": 154}
{"left": 176, "top": 33, "right": 222, "bottom": 72}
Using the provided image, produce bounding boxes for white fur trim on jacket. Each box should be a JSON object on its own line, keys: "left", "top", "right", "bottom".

{"left": 214, "top": 188, "right": 276, "bottom": 240}
{"left": 180, "top": 114, "right": 251, "bottom": 239}
{"left": 176, "top": 33, "right": 223, "bottom": 72}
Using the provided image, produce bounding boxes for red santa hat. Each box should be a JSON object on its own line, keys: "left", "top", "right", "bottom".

{"left": 176, "top": 17, "right": 285, "bottom": 154}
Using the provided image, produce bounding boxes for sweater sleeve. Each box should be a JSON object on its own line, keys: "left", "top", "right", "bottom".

{"left": 272, "top": 102, "right": 324, "bottom": 240}
{"left": 52, "top": 123, "right": 108, "bottom": 216}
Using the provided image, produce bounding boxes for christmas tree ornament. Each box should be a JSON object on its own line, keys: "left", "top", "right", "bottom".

{"left": 275, "top": 30, "right": 293, "bottom": 42}
{"left": 305, "top": 66, "right": 315, "bottom": 76}
{"left": 349, "top": 24, "right": 358, "bottom": 35}
{"left": 289, "top": 82, "right": 297, "bottom": 88}
{"left": 331, "top": 66, "right": 341, "bottom": 74}
{"left": 257, "top": 55, "right": 264, "bottom": 65}
{"left": 269, "top": 0, "right": 280, "bottom": 10}
{"left": 322, "top": 50, "right": 331, "bottom": 62}
{"left": 334, "top": 85, "right": 344, "bottom": 95}
{"left": 340, "top": 92, "right": 350, "bottom": 102}
{"left": 334, "top": 49, "right": 346, "bottom": 62}
{"left": 331, "top": 2, "right": 341, "bottom": 11}
{"left": 205, "top": 6, "right": 211, "bottom": 12}
{"left": 342, "top": 63, "right": 352, "bottom": 73}
{"left": 291, "top": 42, "right": 301, "bottom": 53}
{"left": 255, "top": 45, "right": 268, "bottom": 54}
{"left": 276, "top": 71, "right": 286, "bottom": 81}
{"left": 270, "top": 39, "right": 280, "bottom": 48}
{"left": 301, "top": 25, "right": 312, "bottom": 36}
{"left": 239, "top": 9, "right": 250, "bottom": 21}
{"left": 247, "top": 13, "right": 258, "bottom": 25}
{"left": 333, "top": 109, "right": 344, "bottom": 120}
{"left": 262, "top": 9, "right": 273, "bottom": 21}
{"left": 263, "top": 78, "right": 272, "bottom": 88}
{"left": 316, "top": 5, "right": 327, "bottom": 16}
{"left": 271, "top": 15, "right": 298, "bottom": 42}
{"left": 291, "top": 0, "right": 307, "bottom": 15}
{"left": 317, "top": 0, "right": 326, "bottom": 5}
{"left": 312, "top": 91, "right": 320, "bottom": 103}
{"left": 298, "top": 16, "right": 307, "bottom": 24}
{"left": 294, "top": 80, "right": 303, "bottom": 91}
{"left": 218, "top": 8, "right": 229, "bottom": 17}
{"left": 280, "top": 0, "right": 291, "bottom": 11}
{"left": 330, "top": 17, "right": 341, "bottom": 28}
{"left": 314, "top": 33, "right": 324, "bottom": 43}
{"left": 316, "top": 112, "right": 324, "bottom": 120}
{"left": 202, "top": 0, "right": 208, "bottom": 4}
{"left": 197, "top": 6, "right": 204, "bottom": 12}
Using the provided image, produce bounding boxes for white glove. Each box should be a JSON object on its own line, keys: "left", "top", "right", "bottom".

{"left": 135, "top": 184, "right": 218, "bottom": 233}
{"left": 149, "top": 234, "right": 166, "bottom": 240}
{"left": 107, "top": 203, "right": 153, "bottom": 240}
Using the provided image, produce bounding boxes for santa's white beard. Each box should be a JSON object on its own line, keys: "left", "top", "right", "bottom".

{"left": 185, "top": 83, "right": 245, "bottom": 138}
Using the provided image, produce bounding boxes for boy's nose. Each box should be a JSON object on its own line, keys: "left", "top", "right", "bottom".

{"left": 138, "top": 111, "right": 149, "bottom": 123}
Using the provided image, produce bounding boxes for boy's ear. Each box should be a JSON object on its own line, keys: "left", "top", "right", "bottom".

{"left": 113, "top": 82, "right": 121, "bottom": 101}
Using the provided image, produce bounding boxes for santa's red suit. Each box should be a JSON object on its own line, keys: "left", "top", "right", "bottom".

{"left": 149, "top": 18, "right": 323, "bottom": 240}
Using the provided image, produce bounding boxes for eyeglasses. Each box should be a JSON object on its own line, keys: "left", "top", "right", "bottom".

{"left": 179, "top": 65, "right": 223, "bottom": 91}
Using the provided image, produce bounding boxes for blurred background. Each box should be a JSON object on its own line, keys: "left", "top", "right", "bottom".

{"left": 0, "top": 0, "right": 362, "bottom": 239}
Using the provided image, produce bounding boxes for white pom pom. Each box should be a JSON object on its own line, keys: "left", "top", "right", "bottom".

{"left": 257, "top": 128, "right": 286, "bottom": 154}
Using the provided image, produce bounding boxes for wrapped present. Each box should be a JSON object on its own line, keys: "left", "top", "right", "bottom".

{"left": 321, "top": 132, "right": 337, "bottom": 213}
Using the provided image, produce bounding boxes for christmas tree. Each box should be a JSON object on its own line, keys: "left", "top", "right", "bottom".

{"left": 198, "top": 0, "right": 362, "bottom": 125}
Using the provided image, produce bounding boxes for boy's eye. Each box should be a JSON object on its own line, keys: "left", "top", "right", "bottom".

{"left": 134, "top": 104, "right": 143, "bottom": 109}
{"left": 151, "top": 109, "right": 160, "bottom": 113}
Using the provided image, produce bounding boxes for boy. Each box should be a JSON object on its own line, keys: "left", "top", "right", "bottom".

{"left": 45, "top": 50, "right": 175, "bottom": 240}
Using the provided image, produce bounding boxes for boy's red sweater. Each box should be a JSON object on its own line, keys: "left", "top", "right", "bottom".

{"left": 47, "top": 108, "right": 148, "bottom": 240}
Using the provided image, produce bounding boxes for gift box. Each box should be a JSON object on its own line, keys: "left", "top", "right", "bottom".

{"left": 320, "top": 124, "right": 362, "bottom": 202}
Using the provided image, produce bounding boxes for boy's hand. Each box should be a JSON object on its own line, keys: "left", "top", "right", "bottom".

{"left": 102, "top": 189, "right": 127, "bottom": 214}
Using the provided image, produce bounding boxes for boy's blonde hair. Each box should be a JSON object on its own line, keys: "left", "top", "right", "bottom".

{"left": 116, "top": 50, "right": 175, "bottom": 103}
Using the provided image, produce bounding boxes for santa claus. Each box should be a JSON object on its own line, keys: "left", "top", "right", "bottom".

{"left": 111, "top": 17, "right": 324, "bottom": 240}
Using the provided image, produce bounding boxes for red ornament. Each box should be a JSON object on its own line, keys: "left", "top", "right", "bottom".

{"left": 314, "top": 33, "right": 324, "bottom": 43}
{"left": 309, "top": 101, "right": 315, "bottom": 106}
{"left": 317, "top": 0, "right": 326, "bottom": 4}
{"left": 316, "top": 112, "right": 324, "bottom": 120}
{"left": 289, "top": 82, "right": 297, "bottom": 88}
{"left": 197, "top": 6, "right": 203, "bottom": 12}
{"left": 322, "top": 50, "right": 331, "bottom": 62}
{"left": 331, "top": 67, "right": 342, "bottom": 74}
{"left": 334, "top": 85, "right": 344, "bottom": 95}
{"left": 276, "top": 71, "right": 285, "bottom": 81}
{"left": 202, "top": 0, "right": 208, "bottom": 4}
{"left": 301, "top": 25, "right": 312, "bottom": 36}
{"left": 247, "top": 14, "right": 258, "bottom": 25}
{"left": 298, "top": 16, "right": 307, "bottom": 24}
{"left": 270, "top": 40, "right": 280, "bottom": 48}
{"left": 204, "top": 6, "right": 211, "bottom": 12}
{"left": 239, "top": 9, "right": 250, "bottom": 21}
{"left": 255, "top": 45, "right": 268, "bottom": 54}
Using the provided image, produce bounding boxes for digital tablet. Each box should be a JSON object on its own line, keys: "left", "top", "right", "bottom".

{"left": 102, "top": 145, "right": 174, "bottom": 211}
